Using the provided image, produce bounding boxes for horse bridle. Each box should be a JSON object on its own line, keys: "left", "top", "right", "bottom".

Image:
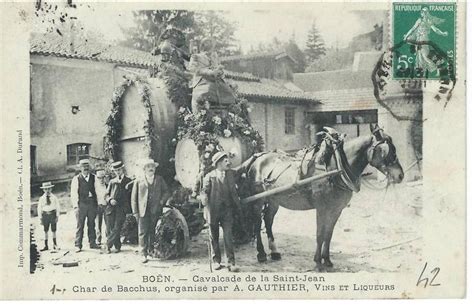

{"left": 367, "top": 129, "right": 399, "bottom": 173}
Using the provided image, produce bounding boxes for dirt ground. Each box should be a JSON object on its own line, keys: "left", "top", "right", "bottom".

{"left": 31, "top": 182, "right": 422, "bottom": 275}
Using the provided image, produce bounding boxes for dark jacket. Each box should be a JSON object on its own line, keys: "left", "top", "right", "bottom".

{"left": 201, "top": 169, "right": 240, "bottom": 225}
{"left": 105, "top": 176, "right": 132, "bottom": 215}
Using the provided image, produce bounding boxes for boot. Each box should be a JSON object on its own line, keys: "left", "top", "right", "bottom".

{"left": 40, "top": 240, "right": 49, "bottom": 252}
{"left": 53, "top": 238, "right": 59, "bottom": 250}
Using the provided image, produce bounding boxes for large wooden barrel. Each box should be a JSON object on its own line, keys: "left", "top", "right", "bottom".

{"left": 118, "top": 78, "right": 178, "bottom": 178}
{"left": 175, "top": 136, "right": 252, "bottom": 189}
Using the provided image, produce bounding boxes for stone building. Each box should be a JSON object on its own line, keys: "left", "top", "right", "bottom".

{"left": 30, "top": 33, "right": 159, "bottom": 185}
{"left": 29, "top": 34, "right": 318, "bottom": 186}
{"left": 294, "top": 51, "right": 423, "bottom": 181}
{"left": 221, "top": 51, "right": 297, "bottom": 80}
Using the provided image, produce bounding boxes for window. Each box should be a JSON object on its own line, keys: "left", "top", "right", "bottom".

{"left": 284, "top": 108, "right": 296, "bottom": 134}
{"left": 30, "top": 145, "right": 37, "bottom": 175}
{"left": 67, "top": 143, "right": 91, "bottom": 166}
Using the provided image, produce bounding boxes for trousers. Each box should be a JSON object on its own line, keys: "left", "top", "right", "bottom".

{"left": 105, "top": 207, "right": 126, "bottom": 250}
{"left": 138, "top": 210, "right": 161, "bottom": 256}
{"left": 75, "top": 200, "right": 97, "bottom": 248}
{"left": 96, "top": 205, "right": 106, "bottom": 244}
{"left": 208, "top": 207, "right": 234, "bottom": 265}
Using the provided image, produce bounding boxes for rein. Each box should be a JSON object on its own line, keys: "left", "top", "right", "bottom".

{"left": 331, "top": 142, "right": 361, "bottom": 193}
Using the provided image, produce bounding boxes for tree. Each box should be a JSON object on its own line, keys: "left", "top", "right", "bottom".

{"left": 192, "top": 11, "right": 239, "bottom": 56}
{"left": 119, "top": 10, "right": 239, "bottom": 56}
{"left": 119, "top": 10, "right": 195, "bottom": 52}
{"left": 305, "top": 21, "right": 326, "bottom": 63}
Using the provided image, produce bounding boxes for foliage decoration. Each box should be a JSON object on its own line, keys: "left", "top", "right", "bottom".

{"left": 155, "top": 62, "right": 192, "bottom": 109}
{"left": 175, "top": 96, "right": 264, "bottom": 174}
{"left": 104, "top": 74, "right": 156, "bottom": 161}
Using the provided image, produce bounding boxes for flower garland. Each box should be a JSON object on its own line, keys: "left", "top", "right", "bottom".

{"left": 104, "top": 74, "right": 156, "bottom": 161}
{"left": 174, "top": 96, "right": 264, "bottom": 173}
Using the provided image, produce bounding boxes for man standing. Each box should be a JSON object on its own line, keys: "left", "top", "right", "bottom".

{"left": 94, "top": 170, "right": 108, "bottom": 245}
{"left": 131, "top": 159, "right": 170, "bottom": 264}
{"left": 104, "top": 161, "right": 132, "bottom": 253}
{"left": 200, "top": 151, "right": 241, "bottom": 272}
{"left": 70, "top": 159, "right": 100, "bottom": 252}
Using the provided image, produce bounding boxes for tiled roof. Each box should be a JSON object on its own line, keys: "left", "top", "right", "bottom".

{"left": 221, "top": 51, "right": 296, "bottom": 64}
{"left": 30, "top": 33, "right": 161, "bottom": 68}
{"left": 227, "top": 78, "right": 319, "bottom": 103}
{"left": 308, "top": 88, "right": 379, "bottom": 112}
{"left": 223, "top": 70, "right": 260, "bottom": 82}
{"left": 293, "top": 70, "right": 374, "bottom": 92}
{"left": 30, "top": 33, "right": 316, "bottom": 103}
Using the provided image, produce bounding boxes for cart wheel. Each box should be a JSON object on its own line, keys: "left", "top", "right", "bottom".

{"left": 153, "top": 208, "right": 190, "bottom": 259}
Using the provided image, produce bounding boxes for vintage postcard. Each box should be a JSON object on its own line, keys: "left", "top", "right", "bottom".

{"left": 0, "top": 0, "right": 467, "bottom": 300}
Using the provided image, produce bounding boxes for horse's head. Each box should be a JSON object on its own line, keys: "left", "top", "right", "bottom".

{"left": 368, "top": 124, "right": 404, "bottom": 184}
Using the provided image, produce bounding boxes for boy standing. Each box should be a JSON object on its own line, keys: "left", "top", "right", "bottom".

{"left": 38, "top": 182, "right": 60, "bottom": 251}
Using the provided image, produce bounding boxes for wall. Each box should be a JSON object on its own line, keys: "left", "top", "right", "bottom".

{"left": 274, "top": 58, "right": 294, "bottom": 80}
{"left": 224, "top": 57, "right": 294, "bottom": 80}
{"left": 248, "top": 99, "right": 309, "bottom": 151}
{"left": 30, "top": 56, "right": 150, "bottom": 179}
{"left": 378, "top": 97, "right": 423, "bottom": 181}
{"left": 30, "top": 56, "right": 116, "bottom": 177}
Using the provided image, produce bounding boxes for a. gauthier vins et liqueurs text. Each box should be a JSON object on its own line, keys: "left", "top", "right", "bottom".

{"left": 51, "top": 274, "right": 396, "bottom": 295}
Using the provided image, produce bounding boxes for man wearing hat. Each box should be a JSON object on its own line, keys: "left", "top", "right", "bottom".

{"left": 70, "top": 159, "right": 100, "bottom": 252}
{"left": 38, "top": 182, "right": 60, "bottom": 251}
{"left": 94, "top": 170, "right": 108, "bottom": 246}
{"left": 104, "top": 161, "right": 132, "bottom": 253}
{"left": 131, "top": 158, "right": 170, "bottom": 263}
{"left": 188, "top": 37, "right": 235, "bottom": 113}
{"left": 200, "top": 151, "right": 241, "bottom": 272}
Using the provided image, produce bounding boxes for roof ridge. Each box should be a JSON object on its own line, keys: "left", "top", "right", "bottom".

{"left": 220, "top": 49, "right": 289, "bottom": 62}
{"left": 30, "top": 32, "right": 161, "bottom": 68}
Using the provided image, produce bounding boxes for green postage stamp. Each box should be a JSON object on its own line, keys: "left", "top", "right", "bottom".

{"left": 392, "top": 2, "right": 456, "bottom": 80}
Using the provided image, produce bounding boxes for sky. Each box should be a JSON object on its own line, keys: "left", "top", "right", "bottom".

{"left": 32, "top": 2, "right": 386, "bottom": 52}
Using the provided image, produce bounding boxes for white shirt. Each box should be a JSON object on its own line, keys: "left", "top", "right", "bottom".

{"left": 95, "top": 180, "right": 108, "bottom": 206}
{"left": 70, "top": 173, "right": 95, "bottom": 208}
{"left": 215, "top": 169, "right": 226, "bottom": 181}
{"left": 38, "top": 193, "right": 60, "bottom": 217}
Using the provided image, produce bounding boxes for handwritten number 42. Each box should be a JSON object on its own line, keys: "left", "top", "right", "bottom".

{"left": 417, "top": 262, "right": 441, "bottom": 288}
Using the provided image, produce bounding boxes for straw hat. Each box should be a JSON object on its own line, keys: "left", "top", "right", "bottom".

{"left": 111, "top": 161, "right": 124, "bottom": 170}
{"left": 96, "top": 170, "right": 106, "bottom": 178}
{"left": 40, "top": 181, "right": 54, "bottom": 189}
{"left": 212, "top": 151, "right": 228, "bottom": 167}
{"left": 78, "top": 159, "right": 90, "bottom": 167}
{"left": 141, "top": 158, "right": 159, "bottom": 168}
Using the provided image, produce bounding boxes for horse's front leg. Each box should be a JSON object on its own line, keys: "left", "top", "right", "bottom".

{"left": 253, "top": 201, "right": 267, "bottom": 263}
{"left": 314, "top": 208, "right": 324, "bottom": 270}
{"left": 321, "top": 209, "right": 343, "bottom": 268}
{"left": 264, "top": 202, "right": 281, "bottom": 260}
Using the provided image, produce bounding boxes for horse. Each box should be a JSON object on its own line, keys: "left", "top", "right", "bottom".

{"left": 243, "top": 124, "right": 404, "bottom": 270}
